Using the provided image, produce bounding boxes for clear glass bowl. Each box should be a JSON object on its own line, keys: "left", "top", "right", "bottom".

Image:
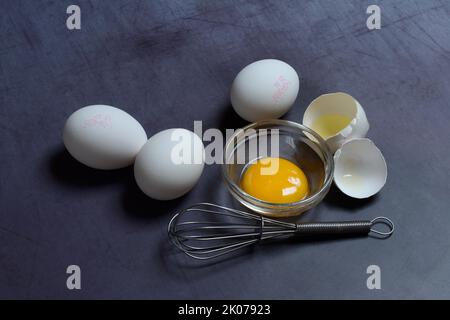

{"left": 222, "top": 119, "right": 334, "bottom": 217}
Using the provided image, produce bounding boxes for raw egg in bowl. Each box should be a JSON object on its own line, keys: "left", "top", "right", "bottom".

{"left": 222, "top": 120, "right": 333, "bottom": 217}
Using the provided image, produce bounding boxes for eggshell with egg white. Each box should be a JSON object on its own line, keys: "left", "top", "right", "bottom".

{"left": 134, "top": 128, "right": 205, "bottom": 200}
{"left": 63, "top": 105, "right": 148, "bottom": 170}
{"left": 230, "top": 59, "right": 300, "bottom": 122}
{"left": 333, "top": 138, "right": 387, "bottom": 199}
{"left": 303, "top": 92, "right": 369, "bottom": 153}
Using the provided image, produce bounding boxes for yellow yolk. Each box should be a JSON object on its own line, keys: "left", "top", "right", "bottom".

{"left": 240, "top": 157, "right": 309, "bottom": 204}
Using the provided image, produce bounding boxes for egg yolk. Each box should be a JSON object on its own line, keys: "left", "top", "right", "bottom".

{"left": 240, "top": 157, "right": 309, "bottom": 203}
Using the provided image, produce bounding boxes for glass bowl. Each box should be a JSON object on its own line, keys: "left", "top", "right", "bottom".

{"left": 222, "top": 119, "right": 334, "bottom": 217}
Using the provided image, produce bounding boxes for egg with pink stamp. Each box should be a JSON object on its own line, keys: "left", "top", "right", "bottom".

{"left": 230, "top": 59, "right": 300, "bottom": 122}
{"left": 63, "top": 104, "right": 147, "bottom": 170}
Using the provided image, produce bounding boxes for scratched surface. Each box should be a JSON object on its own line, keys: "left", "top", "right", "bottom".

{"left": 1, "top": 0, "right": 450, "bottom": 299}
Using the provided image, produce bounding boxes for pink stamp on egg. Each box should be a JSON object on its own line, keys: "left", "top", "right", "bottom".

{"left": 82, "top": 114, "right": 112, "bottom": 128}
{"left": 272, "top": 75, "right": 291, "bottom": 104}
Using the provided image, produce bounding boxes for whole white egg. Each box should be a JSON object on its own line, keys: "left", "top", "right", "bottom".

{"left": 134, "top": 128, "right": 205, "bottom": 200}
{"left": 63, "top": 105, "right": 147, "bottom": 170}
{"left": 230, "top": 59, "right": 300, "bottom": 122}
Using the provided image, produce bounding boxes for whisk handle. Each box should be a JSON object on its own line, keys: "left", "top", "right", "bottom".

{"left": 295, "top": 221, "right": 372, "bottom": 237}
{"left": 294, "top": 217, "right": 394, "bottom": 238}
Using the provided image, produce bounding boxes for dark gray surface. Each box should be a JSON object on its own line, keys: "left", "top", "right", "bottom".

{"left": 1, "top": 0, "right": 450, "bottom": 299}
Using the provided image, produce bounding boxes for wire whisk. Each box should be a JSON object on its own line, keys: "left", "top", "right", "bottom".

{"left": 168, "top": 203, "right": 394, "bottom": 260}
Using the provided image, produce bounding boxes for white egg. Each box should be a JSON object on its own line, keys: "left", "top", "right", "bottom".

{"left": 134, "top": 128, "right": 205, "bottom": 200}
{"left": 63, "top": 105, "right": 147, "bottom": 170}
{"left": 230, "top": 59, "right": 300, "bottom": 122}
{"left": 333, "top": 138, "right": 387, "bottom": 199}
{"left": 303, "top": 92, "right": 369, "bottom": 153}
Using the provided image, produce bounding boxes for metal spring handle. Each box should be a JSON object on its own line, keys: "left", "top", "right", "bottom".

{"left": 294, "top": 217, "right": 394, "bottom": 237}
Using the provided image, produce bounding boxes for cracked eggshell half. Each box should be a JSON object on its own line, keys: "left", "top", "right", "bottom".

{"left": 333, "top": 138, "right": 387, "bottom": 199}
{"left": 230, "top": 59, "right": 300, "bottom": 122}
{"left": 303, "top": 92, "right": 369, "bottom": 153}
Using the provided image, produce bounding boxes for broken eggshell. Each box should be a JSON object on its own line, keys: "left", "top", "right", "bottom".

{"left": 303, "top": 92, "right": 369, "bottom": 153}
{"left": 333, "top": 138, "right": 387, "bottom": 199}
